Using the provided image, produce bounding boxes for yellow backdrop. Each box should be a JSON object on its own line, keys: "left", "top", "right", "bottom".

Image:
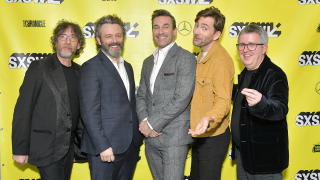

{"left": 0, "top": 0, "right": 319, "bottom": 179}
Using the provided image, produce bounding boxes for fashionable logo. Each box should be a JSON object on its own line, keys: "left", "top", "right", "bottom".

{"left": 158, "top": 0, "right": 213, "bottom": 5}
{"left": 313, "top": 143, "right": 320, "bottom": 153}
{"left": 83, "top": 22, "right": 139, "bottom": 38}
{"left": 298, "top": 51, "right": 320, "bottom": 66}
{"left": 317, "top": 24, "right": 320, "bottom": 33}
{"left": 178, "top": 21, "right": 192, "bottom": 36}
{"left": 23, "top": 20, "right": 46, "bottom": 27}
{"left": 296, "top": 112, "right": 320, "bottom": 127}
{"left": 295, "top": 169, "right": 320, "bottom": 180}
{"left": 5, "top": 0, "right": 64, "bottom": 4}
{"left": 298, "top": 0, "right": 320, "bottom": 5}
{"left": 8, "top": 53, "right": 52, "bottom": 69}
{"left": 316, "top": 82, "right": 320, "bottom": 95}
{"left": 229, "top": 22, "right": 281, "bottom": 38}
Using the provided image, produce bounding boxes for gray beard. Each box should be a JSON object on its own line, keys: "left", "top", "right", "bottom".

{"left": 57, "top": 49, "right": 74, "bottom": 59}
{"left": 102, "top": 46, "right": 122, "bottom": 58}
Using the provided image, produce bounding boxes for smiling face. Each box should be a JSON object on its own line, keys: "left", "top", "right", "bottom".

{"left": 238, "top": 32, "right": 268, "bottom": 71}
{"left": 96, "top": 23, "right": 124, "bottom": 59}
{"left": 55, "top": 27, "right": 81, "bottom": 59}
{"left": 152, "top": 16, "right": 177, "bottom": 50}
{"left": 193, "top": 17, "right": 221, "bottom": 52}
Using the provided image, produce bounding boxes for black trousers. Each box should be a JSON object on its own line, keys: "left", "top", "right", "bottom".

{"left": 87, "top": 141, "right": 140, "bottom": 180}
{"left": 190, "top": 127, "right": 230, "bottom": 180}
{"left": 37, "top": 141, "right": 74, "bottom": 180}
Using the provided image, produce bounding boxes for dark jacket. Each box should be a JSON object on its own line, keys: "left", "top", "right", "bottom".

{"left": 231, "top": 55, "right": 289, "bottom": 174}
{"left": 78, "top": 51, "right": 143, "bottom": 156}
{"left": 12, "top": 54, "right": 80, "bottom": 167}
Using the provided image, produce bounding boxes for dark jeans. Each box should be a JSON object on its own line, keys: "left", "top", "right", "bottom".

{"left": 37, "top": 141, "right": 74, "bottom": 180}
{"left": 190, "top": 127, "right": 230, "bottom": 180}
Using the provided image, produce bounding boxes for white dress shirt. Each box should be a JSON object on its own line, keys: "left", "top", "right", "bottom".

{"left": 102, "top": 50, "right": 130, "bottom": 100}
{"left": 144, "top": 42, "right": 175, "bottom": 130}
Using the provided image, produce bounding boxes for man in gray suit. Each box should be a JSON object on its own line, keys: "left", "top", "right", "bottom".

{"left": 136, "top": 9, "right": 197, "bottom": 180}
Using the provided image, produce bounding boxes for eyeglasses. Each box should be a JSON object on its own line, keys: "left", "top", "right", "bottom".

{"left": 236, "top": 43, "right": 264, "bottom": 51}
{"left": 58, "top": 34, "right": 78, "bottom": 42}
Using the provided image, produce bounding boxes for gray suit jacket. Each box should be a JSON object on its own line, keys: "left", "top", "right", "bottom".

{"left": 136, "top": 43, "right": 197, "bottom": 146}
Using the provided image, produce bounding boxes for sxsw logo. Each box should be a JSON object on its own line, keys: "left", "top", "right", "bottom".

{"left": 313, "top": 143, "right": 320, "bottom": 153}
{"left": 8, "top": 53, "right": 52, "bottom": 69}
{"left": 229, "top": 22, "right": 281, "bottom": 38}
{"left": 298, "top": 0, "right": 320, "bottom": 5}
{"left": 295, "top": 169, "right": 320, "bottom": 180}
{"left": 5, "top": 0, "right": 63, "bottom": 4}
{"left": 158, "top": 0, "right": 213, "bottom": 5}
{"left": 83, "top": 22, "right": 139, "bottom": 38}
{"left": 296, "top": 112, "right": 320, "bottom": 127}
{"left": 298, "top": 51, "right": 320, "bottom": 66}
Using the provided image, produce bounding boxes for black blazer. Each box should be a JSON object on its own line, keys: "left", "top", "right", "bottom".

{"left": 12, "top": 54, "right": 80, "bottom": 167}
{"left": 78, "top": 51, "right": 143, "bottom": 156}
{"left": 231, "top": 55, "right": 289, "bottom": 174}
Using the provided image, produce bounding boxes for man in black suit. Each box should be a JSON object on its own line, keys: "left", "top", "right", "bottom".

{"left": 78, "top": 15, "right": 143, "bottom": 180}
{"left": 12, "top": 19, "right": 86, "bottom": 180}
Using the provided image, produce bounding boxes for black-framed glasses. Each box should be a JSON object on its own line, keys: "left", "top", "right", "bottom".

{"left": 236, "top": 43, "right": 264, "bottom": 51}
{"left": 58, "top": 34, "right": 78, "bottom": 42}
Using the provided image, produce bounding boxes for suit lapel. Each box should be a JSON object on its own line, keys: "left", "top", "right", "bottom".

{"left": 153, "top": 44, "right": 178, "bottom": 91}
{"left": 98, "top": 51, "right": 128, "bottom": 97}
{"left": 124, "top": 61, "right": 132, "bottom": 102}
{"left": 49, "top": 56, "right": 72, "bottom": 115}
{"left": 145, "top": 56, "right": 154, "bottom": 94}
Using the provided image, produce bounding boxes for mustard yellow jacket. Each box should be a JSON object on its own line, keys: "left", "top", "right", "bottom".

{"left": 190, "top": 41, "right": 234, "bottom": 137}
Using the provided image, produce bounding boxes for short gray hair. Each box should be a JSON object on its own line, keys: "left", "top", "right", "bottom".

{"left": 94, "top": 15, "right": 126, "bottom": 50}
{"left": 238, "top": 24, "right": 268, "bottom": 44}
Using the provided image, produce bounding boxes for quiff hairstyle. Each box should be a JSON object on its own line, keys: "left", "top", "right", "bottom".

{"left": 151, "top": 9, "right": 176, "bottom": 29}
{"left": 195, "top": 6, "right": 226, "bottom": 33}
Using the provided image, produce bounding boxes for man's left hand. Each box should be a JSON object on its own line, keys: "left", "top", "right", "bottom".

{"left": 188, "top": 116, "right": 215, "bottom": 136}
{"left": 139, "top": 121, "right": 152, "bottom": 137}
{"left": 241, "top": 88, "right": 262, "bottom": 106}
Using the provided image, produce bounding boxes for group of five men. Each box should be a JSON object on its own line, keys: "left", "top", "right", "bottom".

{"left": 11, "top": 6, "right": 289, "bottom": 180}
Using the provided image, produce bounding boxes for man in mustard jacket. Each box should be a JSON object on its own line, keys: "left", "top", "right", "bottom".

{"left": 188, "top": 6, "right": 234, "bottom": 180}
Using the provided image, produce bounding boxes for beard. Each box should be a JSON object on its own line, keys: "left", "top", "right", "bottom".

{"left": 101, "top": 40, "right": 124, "bottom": 58}
{"left": 56, "top": 46, "right": 75, "bottom": 59}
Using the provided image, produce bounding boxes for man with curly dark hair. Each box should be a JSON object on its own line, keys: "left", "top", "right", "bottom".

{"left": 12, "top": 19, "right": 85, "bottom": 180}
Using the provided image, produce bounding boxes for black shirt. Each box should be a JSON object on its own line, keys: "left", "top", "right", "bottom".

{"left": 62, "top": 63, "right": 80, "bottom": 133}
{"left": 231, "top": 69, "right": 257, "bottom": 148}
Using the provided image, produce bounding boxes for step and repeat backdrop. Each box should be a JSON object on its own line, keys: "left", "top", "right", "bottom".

{"left": 0, "top": 0, "right": 319, "bottom": 179}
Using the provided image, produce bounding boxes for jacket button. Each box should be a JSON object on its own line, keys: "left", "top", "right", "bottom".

{"left": 67, "top": 113, "right": 71, "bottom": 116}
{"left": 153, "top": 103, "right": 155, "bottom": 106}
{"left": 67, "top": 129, "right": 70, "bottom": 132}
{"left": 202, "top": 80, "right": 204, "bottom": 83}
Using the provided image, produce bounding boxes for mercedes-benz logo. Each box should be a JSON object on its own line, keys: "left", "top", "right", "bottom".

{"left": 316, "top": 82, "right": 320, "bottom": 95}
{"left": 178, "top": 21, "right": 192, "bottom": 36}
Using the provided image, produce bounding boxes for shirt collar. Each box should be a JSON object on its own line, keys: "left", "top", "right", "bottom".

{"left": 152, "top": 42, "right": 175, "bottom": 62}
{"left": 101, "top": 49, "right": 124, "bottom": 64}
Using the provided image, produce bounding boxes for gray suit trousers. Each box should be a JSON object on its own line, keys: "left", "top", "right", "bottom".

{"left": 145, "top": 138, "right": 189, "bottom": 180}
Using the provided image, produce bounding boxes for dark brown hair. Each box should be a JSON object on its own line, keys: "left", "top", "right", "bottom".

{"left": 195, "top": 6, "right": 226, "bottom": 33}
{"left": 151, "top": 9, "right": 176, "bottom": 29}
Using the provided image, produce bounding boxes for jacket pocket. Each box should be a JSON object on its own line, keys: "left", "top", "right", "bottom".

{"left": 196, "top": 77, "right": 213, "bottom": 99}
{"left": 33, "top": 129, "right": 52, "bottom": 134}
{"left": 251, "top": 133, "right": 279, "bottom": 166}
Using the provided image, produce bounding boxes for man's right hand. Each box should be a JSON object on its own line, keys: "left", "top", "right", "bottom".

{"left": 100, "top": 147, "right": 115, "bottom": 162}
{"left": 12, "top": 155, "right": 28, "bottom": 166}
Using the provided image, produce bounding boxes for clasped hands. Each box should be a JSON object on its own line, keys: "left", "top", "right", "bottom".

{"left": 139, "top": 121, "right": 162, "bottom": 138}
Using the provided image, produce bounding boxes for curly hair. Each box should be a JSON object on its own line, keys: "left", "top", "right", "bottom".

{"left": 50, "top": 19, "right": 85, "bottom": 55}
{"left": 94, "top": 15, "right": 126, "bottom": 50}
